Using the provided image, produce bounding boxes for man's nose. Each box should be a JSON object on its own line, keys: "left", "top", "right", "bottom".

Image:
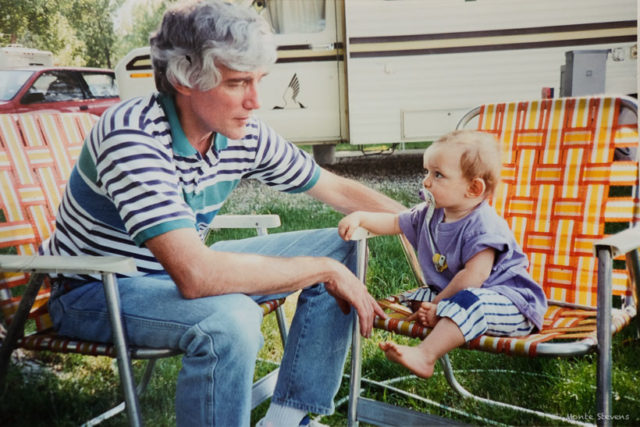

{"left": 244, "top": 83, "right": 261, "bottom": 110}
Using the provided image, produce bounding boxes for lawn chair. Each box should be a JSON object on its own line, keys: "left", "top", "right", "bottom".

{"left": 0, "top": 112, "right": 288, "bottom": 426}
{"left": 348, "top": 95, "right": 640, "bottom": 426}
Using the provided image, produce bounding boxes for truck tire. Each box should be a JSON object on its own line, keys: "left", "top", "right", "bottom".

{"left": 312, "top": 144, "right": 336, "bottom": 165}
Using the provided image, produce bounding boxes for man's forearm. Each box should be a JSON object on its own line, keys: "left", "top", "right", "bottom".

{"left": 307, "top": 169, "right": 406, "bottom": 214}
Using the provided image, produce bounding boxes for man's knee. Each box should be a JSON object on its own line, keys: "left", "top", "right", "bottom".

{"left": 179, "top": 295, "right": 264, "bottom": 356}
{"left": 316, "top": 228, "right": 358, "bottom": 270}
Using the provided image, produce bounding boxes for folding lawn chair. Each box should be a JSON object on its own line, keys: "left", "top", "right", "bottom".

{"left": 348, "top": 95, "right": 640, "bottom": 426}
{"left": 0, "top": 112, "right": 288, "bottom": 426}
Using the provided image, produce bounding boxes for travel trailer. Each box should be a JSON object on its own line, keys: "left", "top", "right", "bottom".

{"left": 0, "top": 45, "right": 53, "bottom": 67}
{"left": 115, "top": 0, "right": 637, "bottom": 162}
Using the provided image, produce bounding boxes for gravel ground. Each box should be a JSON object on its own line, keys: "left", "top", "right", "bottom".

{"left": 224, "top": 149, "right": 425, "bottom": 212}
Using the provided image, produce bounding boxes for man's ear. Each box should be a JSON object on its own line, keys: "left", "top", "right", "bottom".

{"left": 173, "top": 82, "right": 192, "bottom": 96}
{"left": 467, "top": 177, "right": 486, "bottom": 198}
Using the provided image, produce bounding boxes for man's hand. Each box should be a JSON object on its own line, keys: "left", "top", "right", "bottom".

{"left": 323, "top": 261, "right": 386, "bottom": 338}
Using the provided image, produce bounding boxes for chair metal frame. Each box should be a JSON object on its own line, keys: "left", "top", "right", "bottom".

{"left": 347, "top": 95, "right": 640, "bottom": 426}
{"left": 0, "top": 112, "right": 288, "bottom": 426}
{"left": 349, "top": 228, "right": 453, "bottom": 426}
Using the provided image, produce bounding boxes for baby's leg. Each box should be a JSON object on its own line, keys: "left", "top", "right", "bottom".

{"left": 379, "top": 317, "right": 465, "bottom": 378}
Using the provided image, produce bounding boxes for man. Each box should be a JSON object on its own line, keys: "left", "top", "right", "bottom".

{"left": 42, "top": 1, "right": 405, "bottom": 425}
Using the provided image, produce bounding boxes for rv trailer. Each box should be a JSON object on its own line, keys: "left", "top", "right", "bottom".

{"left": 0, "top": 45, "right": 54, "bottom": 67}
{"left": 115, "top": 0, "right": 637, "bottom": 162}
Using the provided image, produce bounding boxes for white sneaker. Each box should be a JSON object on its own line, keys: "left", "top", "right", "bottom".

{"left": 255, "top": 415, "right": 328, "bottom": 427}
{"left": 299, "top": 415, "right": 329, "bottom": 427}
{"left": 255, "top": 419, "right": 273, "bottom": 427}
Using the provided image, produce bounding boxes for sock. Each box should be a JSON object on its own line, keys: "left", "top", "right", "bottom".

{"left": 261, "top": 403, "right": 307, "bottom": 427}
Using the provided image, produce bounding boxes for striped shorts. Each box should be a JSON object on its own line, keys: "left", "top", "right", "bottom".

{"left": 400, "top": 286, "right": 535, "bottom": 342}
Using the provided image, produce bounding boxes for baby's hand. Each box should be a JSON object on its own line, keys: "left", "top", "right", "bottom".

{"left": 338, "top": 213, "right": 362, "bottom": 241}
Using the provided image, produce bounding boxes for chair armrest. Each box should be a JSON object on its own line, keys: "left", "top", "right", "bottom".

{"left": 210, "top": 214, "right": 281, "bottom": 229}
{"left": 594, "top": 226, "right": 640, "bottom": 257}
{"left": 0, "top": 255, "right": 137, "bottom": 275}
{"left": 346, "top": 227, "right": 377, "bottom": 241}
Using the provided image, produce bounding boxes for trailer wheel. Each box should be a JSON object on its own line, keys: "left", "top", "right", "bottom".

{"left": 312, "top": 144, "right": 336, "bottom": 165}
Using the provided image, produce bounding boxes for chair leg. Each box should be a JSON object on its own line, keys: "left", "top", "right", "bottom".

{"left": 0, "top": 273, "right": 45, "bottom": 388}
{"left": 440, "top": 354, "right": 600, "bottom": 425}
{"left": 250, "top": 304, "right": 290, "bottom": 410}
{"left": 347, "top": 238, "right": 368, "bottom": 426}
{"left": 82, "top": 358, "right": 160, "bottom": 427}
{"left": 102, "top": 272, "right": 142, "bottom": 427}
{"left": 275, "top": 305, "right": 289, "bottom": 345}
{"left": 596, "top": 248, "right": 613, "bottom": 427}
{"left": 347, "top": 317, "right": 362, "bottom": 427}
{"left": 135, "top": 358, "right": 157, "bottom": 396}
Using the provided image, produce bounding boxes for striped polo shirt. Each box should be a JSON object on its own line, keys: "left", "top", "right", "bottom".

{"left": 40, "top": 93, "right": 320, "bottom": 278}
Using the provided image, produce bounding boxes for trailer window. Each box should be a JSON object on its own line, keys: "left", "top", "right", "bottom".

{"left": 258, "top": 0, "right": 326, "bottom": 34}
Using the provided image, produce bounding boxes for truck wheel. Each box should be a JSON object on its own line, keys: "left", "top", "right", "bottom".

{"left": 312, "top": 144, "right": 336, "bottom": 165}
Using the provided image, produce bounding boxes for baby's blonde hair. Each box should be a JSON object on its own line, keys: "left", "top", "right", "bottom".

{"left": 431, "top": 130, "right": 502, "bottom": 197}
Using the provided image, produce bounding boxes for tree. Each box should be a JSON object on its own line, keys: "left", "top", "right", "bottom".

{"left": 0, "top": 0, "right": 122, "bottom": 68}
{"left": 0, "top": 0, "right": 56, "bottom": 46}
{"left": 57, "top": 0, "right": 123, "bottom": 68}
{"left": 113, "top": 0, "right": 175, "bottom": 63}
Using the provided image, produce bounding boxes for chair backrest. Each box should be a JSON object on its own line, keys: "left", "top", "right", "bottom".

{"left": 458, "top": 96, "right": 639, "bottom": 308}
{"left": 0, "top": 112, "right": 98, "bottom": 330}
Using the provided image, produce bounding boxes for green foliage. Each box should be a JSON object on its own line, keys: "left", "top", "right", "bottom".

{"left": 0, "top": 0, "right": 54, "bottom": 46}
{"left": 113, "top": 0, "right": 176, "bottom": 62}
{"left": 0, "top": 0, "right": 122, "bottom": 67}
{"left": 66, "top": 0, "right": 121, "bottom": 68}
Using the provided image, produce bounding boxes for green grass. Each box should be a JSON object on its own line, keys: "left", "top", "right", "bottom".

{"left": 297, "top": 141, "right": 432, "bottom": 155}
{"left": 2, "top": 189, "right": 640, "bottom": 426}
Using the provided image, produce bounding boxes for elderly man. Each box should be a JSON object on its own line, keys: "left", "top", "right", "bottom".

{"left": 42, "top": 1, "right": 405, "bottom": 425}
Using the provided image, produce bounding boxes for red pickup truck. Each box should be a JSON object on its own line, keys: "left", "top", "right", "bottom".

{"left": 0, "top": 66, "right": 120, "bottom": 116}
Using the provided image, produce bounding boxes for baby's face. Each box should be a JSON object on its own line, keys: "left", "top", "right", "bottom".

{"left": 421, "top": 144, "right": 470, "bottom": 210}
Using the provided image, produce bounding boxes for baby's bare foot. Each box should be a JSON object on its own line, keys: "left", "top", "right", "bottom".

{"left": 379, "top": 341, "right": 436, "bottom": 378}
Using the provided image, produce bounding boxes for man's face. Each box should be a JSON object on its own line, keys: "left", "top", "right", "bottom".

{"left": 187, "top": 65, "right": 267, "bottom": 140}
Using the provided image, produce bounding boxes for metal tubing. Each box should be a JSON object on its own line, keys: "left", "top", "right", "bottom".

{"left": 275, "top": 305, "right": 289, "bottom": 345}
{"left": 102, "top": 272, "right": 142, "bottom": 427}
{"left": 258, "top": 225, "right": 289, "bottom": 349}
{"left": 136, "top": 359, "right": 157, "bottom": 396}
{"left": 348, "top": 317, "right": 362, "bottom": 427}
{"left": 0, "top": 273, "right": 44, "bottom": 387}
{"left": 440, "top": 355, "right": 475, "bottom": 400}
{"left": 348, "top": 237, "right": 368, "bottom": 426}
{"left": 626, "top": 249, "right": 640, "bottom": 336}
{"left": 596, "top": 247, "right": 612, "bottom": 427}
{"left": 440, "top": 355, "right": 593, "bottom": 426}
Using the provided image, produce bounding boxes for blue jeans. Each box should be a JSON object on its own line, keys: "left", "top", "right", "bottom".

{"left": 48, "top": 228, "right": 357, "bottom": 426}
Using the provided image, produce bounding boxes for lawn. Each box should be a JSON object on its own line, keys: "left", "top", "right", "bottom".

{"left": 2, "top": 184, "right": 639, "bottom": 426}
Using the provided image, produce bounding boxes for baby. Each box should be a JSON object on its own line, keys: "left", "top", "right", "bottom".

{"left": 338, "top": 130, "right": 547, "bottom": 378}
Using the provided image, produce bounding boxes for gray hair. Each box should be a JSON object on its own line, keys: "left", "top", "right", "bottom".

{"left": 150, "top": 0, "right": 277, "bottom": 94}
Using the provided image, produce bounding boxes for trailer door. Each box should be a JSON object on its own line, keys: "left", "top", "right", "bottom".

{"left": 254, "top": 0, "right": 343, "bottom": 145}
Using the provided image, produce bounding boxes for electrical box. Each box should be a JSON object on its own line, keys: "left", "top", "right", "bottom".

{"left": 560, "top": 49, "right": 609, "bottom": 97}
